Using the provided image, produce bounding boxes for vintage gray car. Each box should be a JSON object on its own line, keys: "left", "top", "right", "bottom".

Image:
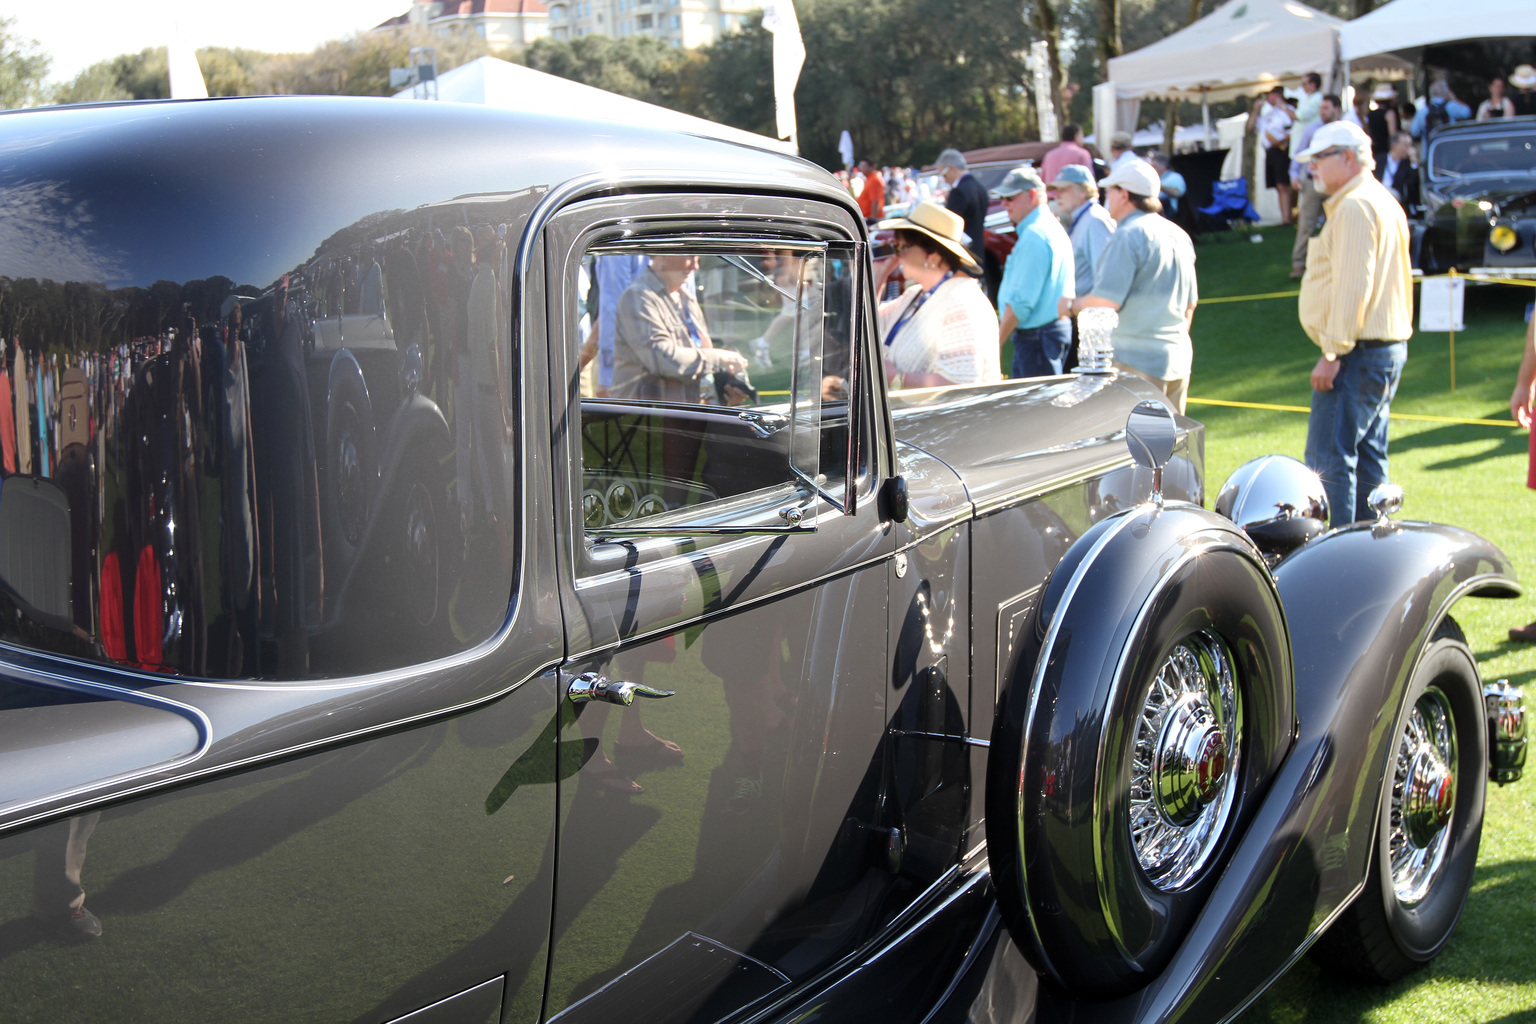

{"left": 1413, "top": 114, "right": 1536, "bottom": 275}
{"left": 0, "top": 96, "right": 1526, "bottom": 1024}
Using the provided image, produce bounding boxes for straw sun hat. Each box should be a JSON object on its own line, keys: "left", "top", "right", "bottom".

{"left": 876, "top": 201, "right": 979, "bottom": 271}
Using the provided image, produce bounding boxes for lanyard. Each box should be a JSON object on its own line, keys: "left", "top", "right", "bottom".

{"left": 677, "top": 291, "right": 703, "bottom": 347}
{"left": 883, "top": 272, "right": 954, "bottom": 349}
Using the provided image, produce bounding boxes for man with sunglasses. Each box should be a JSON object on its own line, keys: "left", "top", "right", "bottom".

{"left": 1295, "top": 120, "right": 1413, "bottom": 528}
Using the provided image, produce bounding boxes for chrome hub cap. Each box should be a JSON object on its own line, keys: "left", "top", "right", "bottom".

{"left": 1390, "top": 687, "right": 1457, "bottom": 905}
{"left": 1130, "top": 632, "right": 1240, "bottom": 891}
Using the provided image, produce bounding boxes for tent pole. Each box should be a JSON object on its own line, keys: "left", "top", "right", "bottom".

{"left": 1202, "top": 88, "right": 1211, "bottom": 148}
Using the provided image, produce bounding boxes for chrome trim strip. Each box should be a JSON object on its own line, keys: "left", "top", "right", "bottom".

{"left": 1209, "top": 876, "right": 1368, "bottom": 1024}
{"left": 917, "top": 905, "right": 1003, "bottom": 1024}
{"left": 0, "top": 661, "right": 214, "bottom": 824}
{"left": 1016, "top": 508, "right": 1146, "bottom": 978}
{"left": 859, "top": 865, "right": 989, "bottom": 967}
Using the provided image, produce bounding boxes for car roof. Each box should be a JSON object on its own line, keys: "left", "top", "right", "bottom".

{"left": 0, "top": 96, "right": 855, "bottom": 291}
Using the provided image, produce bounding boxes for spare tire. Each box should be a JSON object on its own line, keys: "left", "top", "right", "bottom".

{"left": 987, "top": 504, "right": 1294, "bottom": 998}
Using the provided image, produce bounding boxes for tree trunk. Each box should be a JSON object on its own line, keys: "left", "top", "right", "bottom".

{"left": 1034, "top": 0, "right": 1065, "bottom": 131}
{"left": 1163, "top": 0, "right": 1201, "bottom": 156}
{"left": 1098, "top": 0, "right": 1122, "bottom": 74}
{"left": 1242, "top": 97, "right": 1261, "bottom": 218}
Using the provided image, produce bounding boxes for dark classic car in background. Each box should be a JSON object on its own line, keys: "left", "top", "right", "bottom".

{"left": 1413, "top": 114, "right": 1536, "bottom": 275}
{"left": 0, "top": 97, "right": 1527, "bottom": 1024}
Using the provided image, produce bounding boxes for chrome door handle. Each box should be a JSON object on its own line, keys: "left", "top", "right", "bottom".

{"left": 566, "top": 672, "right": 676, "bottom": 706}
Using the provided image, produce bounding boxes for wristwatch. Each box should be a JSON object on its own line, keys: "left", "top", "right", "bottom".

{"left": 1323, "top": 352, "right": 1337, "bottom": 363}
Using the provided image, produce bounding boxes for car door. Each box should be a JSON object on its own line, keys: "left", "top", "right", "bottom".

{"left": 539, "top": 191, "right": 914, "bottom": 1023}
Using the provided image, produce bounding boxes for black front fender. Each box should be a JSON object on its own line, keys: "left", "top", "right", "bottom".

{"left": 1031, "top": 521, "right": 1518, "bottom": 1024}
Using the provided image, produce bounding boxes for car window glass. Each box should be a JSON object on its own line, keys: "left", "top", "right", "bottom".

{"left": 576, "top": 244, "right": 853, "bottom": 534}
{"left": 1430, "top": 131, "right": 1536, "bottom": 177}
{"left": 0, "top": 202, "right": 521, "bottom": 680}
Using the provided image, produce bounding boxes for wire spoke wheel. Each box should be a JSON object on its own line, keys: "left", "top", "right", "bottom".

{"left": 1130, "top": 632, "right": 1241, "bottom": 891}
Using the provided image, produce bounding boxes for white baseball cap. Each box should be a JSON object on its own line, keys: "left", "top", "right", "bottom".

{"left": 1098, "top": 160, "right": 1162, "bottom": 198}
{"left": 1295, "top": 120, "right": 1373, "bottom": 161}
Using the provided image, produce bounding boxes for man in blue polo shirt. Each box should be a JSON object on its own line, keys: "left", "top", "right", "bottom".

{"left": 993, "top": 166, "right": 1075, "bottom": 378}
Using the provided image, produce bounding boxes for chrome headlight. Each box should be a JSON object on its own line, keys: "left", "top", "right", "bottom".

{"left": 1214, "top": 455, "right": 1328, "bottom": 559}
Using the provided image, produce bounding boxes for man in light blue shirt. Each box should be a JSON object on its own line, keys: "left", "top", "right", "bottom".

{"left": 1070, "top": 160, "right": 1198, "bottom": 412}
{"left": 1048, "top": 164, "right": 1115, "bottom": 300}
{"left": 993, "top": 165, "right": 1075, "bottom": 378}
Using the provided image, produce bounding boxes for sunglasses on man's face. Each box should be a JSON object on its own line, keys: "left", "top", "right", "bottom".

{"left": 1308, "top": 148, "right": 1347, "bottom": 165}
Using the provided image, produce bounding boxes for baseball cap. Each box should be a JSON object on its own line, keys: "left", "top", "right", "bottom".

{"left": 1098, "top": 160, "right": 1161, "bottom": 198}
{"left": 992, "top": 165, "right": 1045, "bottom": 198}
{"left": 1049, "top": 164, "right": 1095, "bottom": 188}
{"left": 1295, "top": 119, "right": 1372, "bottom": 161}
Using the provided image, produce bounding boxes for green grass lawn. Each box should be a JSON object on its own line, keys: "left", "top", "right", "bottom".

{"left": 1190, "top": 226, "right": 1536, "bottom": 1024}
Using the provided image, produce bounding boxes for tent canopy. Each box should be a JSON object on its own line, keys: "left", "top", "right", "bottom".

{"left": 391, "top": 56, "right": 796, "bottom": 155}
{"left": 1108, "top": 0, "right": 1405, "bottom": 102}
{"left": 1340, "top": 0, "right": 1536, "bottom": 61}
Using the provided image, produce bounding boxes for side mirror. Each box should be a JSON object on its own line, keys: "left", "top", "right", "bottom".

{"left": 1125, "top": 400, "right": 1178, "bottom": 506}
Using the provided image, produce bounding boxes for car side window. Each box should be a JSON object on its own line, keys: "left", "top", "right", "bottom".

{"left": 576, "top": 242, "right": 853, "bottom": 534}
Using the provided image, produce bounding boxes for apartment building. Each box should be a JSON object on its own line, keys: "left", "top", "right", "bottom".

{"left": 374, "top": 1, "right": 551, "bottom": 51}
{"left": 546, "top": 0, "right": 759, "bottom": 47}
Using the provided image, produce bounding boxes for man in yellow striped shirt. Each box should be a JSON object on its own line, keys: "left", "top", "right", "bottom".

{"left": 1296, "top": 120, "right": 1413, "bottom": 527}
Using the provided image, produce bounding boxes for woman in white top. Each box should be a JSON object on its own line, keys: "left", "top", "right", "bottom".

{"left": 1477, "top": 77, "right": 1517, "bottom": 120}
{"left": 872, "top": 201, "right": 1002, "bottom": 389}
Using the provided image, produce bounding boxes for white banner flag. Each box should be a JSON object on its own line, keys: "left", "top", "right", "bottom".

{"left": 761, "top": 0, "right": 806, "bottom": 142}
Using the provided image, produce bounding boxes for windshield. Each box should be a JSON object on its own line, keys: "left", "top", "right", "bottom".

{"left": 1429, "top": 131, "right": 1536, "bottom": 180}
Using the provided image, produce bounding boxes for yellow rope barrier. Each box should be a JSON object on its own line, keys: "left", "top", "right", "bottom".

{"left": 1199, "top": 290, "right": 1300, "bottom": 304}
{"left": 1187, "top": 396, "right": 1518, "bottom": 428}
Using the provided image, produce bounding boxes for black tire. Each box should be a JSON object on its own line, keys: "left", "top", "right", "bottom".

{"left": 391, "top": 447, "right": 448, "bottom": 638}
{"left": 1311, "top": 635, "right": 1486, "bottom": 982}
{"left": 987, "top": 507, "right": 1293, "bottom": 998}
{"left": 323, "top": 357, "right": 376, "bottom": 572}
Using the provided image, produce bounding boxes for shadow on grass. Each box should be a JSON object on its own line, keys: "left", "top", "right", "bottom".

{"left": 1242, "top": 857, "right": 1536, "bottom": 1022}
{"left": 1387, "top": 421, "right": 1526, "bottom": 469}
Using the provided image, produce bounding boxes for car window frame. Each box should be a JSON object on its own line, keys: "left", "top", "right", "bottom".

{"left": 540, "top": 194, "right": 877, "bottom": 585}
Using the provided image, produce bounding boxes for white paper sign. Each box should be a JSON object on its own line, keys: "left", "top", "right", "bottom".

{"left": 1419, "top": 276, "right": 1466, "bottom": 332}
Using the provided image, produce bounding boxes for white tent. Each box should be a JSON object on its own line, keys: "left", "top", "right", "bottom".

{"left": 1108, "top": 0, "right": 1407, "bottom": 103}
{"left": 1341, "top": 0, "right": 1536, "bottom": 61}
{"left": 391, "top": 56, "right": 796, "bottom": 155}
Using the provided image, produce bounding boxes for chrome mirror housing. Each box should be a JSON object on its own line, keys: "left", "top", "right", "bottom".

{"left": 1214, "top": 455, "right": 1328, "bottom": 560}
{"left": 1125, "top": 400, "right": 1178, "bottom": 506}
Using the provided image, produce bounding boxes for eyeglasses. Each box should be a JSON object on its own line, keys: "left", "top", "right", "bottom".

{"left": 1308, "top": 148, "right": 1347, "bottom": 165}
{"left": 891, "top": 239, "right": 914, "bottom": 254}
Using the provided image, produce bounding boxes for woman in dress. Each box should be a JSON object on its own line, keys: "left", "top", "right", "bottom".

{"left": 1477, "top": 77, "right": 1516, "bottom": 120}
{"left": 872, "top": 201, "right": 1001, "bottom": 389}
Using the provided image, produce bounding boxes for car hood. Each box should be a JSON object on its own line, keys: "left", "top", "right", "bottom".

{"left": 1425, "top": 178, "right": 1536, "bottom": 213}
{"left": 888, "top": 374, "right": 1192, "bottom": 513}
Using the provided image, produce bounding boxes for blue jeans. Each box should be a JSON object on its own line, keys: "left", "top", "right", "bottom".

{"left": 1011, "top": 319, "right": 1072, "bottom": 379}
{"left": 1304, "top": 342, "right": 1406, "bottom": 527}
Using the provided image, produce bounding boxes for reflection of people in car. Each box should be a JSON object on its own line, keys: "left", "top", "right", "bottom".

{"left": 610, "top": 255, "right": 749, "bottom": 405}
{"left": 29, "top": 812, "right": 102, "bottom": 938}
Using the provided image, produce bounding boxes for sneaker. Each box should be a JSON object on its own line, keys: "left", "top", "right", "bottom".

{"left": 729, "top": 775, "right": 763, "bottom": 813}
{"left": 68, "top": 906, "right": 102, "bottom": 938}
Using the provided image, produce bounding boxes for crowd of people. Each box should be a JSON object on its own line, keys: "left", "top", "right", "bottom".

{"left": 863, "top": 132, "right": 1198, "bottom": 410}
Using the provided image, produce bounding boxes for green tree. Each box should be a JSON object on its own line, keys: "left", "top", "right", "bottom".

{"left": 54, "top": 48, "right": 170, "bottom": 104}
{"left": 678, "top": 26, "right": 774, "bottom": 138}
{"left": 251, "top": 28, "right": 494, "bottom": 96}
{"left": 789, "top": 0, "right": 1036, "bottom": 169}
{"left": 520, "top": 35, "right": 689, "bottom": 107}
{"left": 0, "top": 16, "right": 51, "bottom": 109}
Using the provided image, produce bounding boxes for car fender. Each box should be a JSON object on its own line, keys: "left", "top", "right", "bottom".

{"left": 1048, "top": 520, "right": 1520, "bottom": 1024}
{"left": 1270, "top": 519, "right": 1518, "bottom": 885}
